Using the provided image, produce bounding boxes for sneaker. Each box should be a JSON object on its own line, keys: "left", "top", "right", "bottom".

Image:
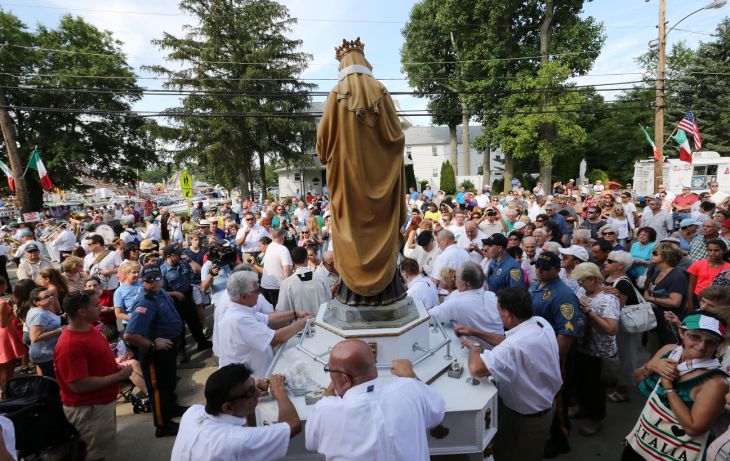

{"left": 155, "top": 422, "right": 179, "bottom": 438}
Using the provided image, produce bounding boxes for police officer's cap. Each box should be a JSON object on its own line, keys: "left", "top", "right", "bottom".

{"left": 162, "top": 245, "right": 182, "bottom": 257}
{"left": 481, "top": 233, "right": 508, "bottom": 248}
{"left": 535, "top": 251, "right": 561, "bottom": 270}
{"left": 139, "top": 265, "right": 162, "bottom": 281}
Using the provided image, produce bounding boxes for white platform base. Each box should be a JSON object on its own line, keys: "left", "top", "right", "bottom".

{"left": 256, "top": 299, "right": 498, "bottom": 459}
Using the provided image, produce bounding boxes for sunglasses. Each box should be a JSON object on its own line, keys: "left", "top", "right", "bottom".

{"left": 606, "top": 259, "right": 617, "bottom": 264}
{"left": 143, "top": 276, "right": 162, "bottom": 283}
{"left": 229, "top": 384, "right": 257, "bottom": 403}
{"left": 603, "top": 232, "right": 616, "bottom": 235}
{"left": 245, "top": 218, "right": 255, "bottom": 221}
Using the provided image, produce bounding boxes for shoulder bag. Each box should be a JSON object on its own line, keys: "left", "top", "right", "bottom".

{"left": 613, "top": 277, "right": 657, "bottom": 333}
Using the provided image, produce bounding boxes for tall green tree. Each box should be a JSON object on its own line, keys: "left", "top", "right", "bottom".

{"left": 0, "top": 12, "right": 158, "bottom": 210}
{"left": 146, "top": 0, "right": 314, "bottom": 199}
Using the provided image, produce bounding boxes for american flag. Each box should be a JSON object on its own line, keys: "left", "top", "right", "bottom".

{"left": 677, "top": 110, "right": 703, "bottom": 151}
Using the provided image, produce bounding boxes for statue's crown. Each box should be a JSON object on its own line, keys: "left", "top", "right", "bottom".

{"left": 335, "top": 37, "right": 365, "bottom": 61}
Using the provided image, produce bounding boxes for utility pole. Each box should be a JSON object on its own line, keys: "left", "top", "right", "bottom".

{"left": 0, "top": 89, "right": 31, "bottom": 213}
{"left": 653, "top": 0, "right": 667, "bottom": 192}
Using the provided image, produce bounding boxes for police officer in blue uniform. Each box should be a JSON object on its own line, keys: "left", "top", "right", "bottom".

{"left": 483, "top": 233, "right": 524, "bottom": 294}
{"left": 160, "top": 245, "right": 211, "bottom": 357}
{"left": 124, "top": 265, "right": 186, "bottom": 437}
{"left": 529, "top": 251, "right": 584, "bottom": 458}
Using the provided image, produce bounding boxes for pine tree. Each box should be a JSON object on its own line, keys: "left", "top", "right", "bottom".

{"left": 440, "top": 160, "right": 456, "bottom": 195}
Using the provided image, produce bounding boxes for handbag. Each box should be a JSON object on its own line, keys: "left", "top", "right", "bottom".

{"left": 613, "top": 277, "right": 657, "bottom": 333}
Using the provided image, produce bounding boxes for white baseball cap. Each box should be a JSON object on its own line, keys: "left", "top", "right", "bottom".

{"left": 559, "top": 245, "right": 589, "bottom": 262}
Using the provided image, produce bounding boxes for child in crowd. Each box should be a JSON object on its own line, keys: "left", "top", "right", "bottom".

{"left": 99, "top": 324, "right": 148, "bottom": 397}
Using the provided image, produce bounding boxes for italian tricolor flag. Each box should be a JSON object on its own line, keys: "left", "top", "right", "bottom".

{"left": 27, "top": 148, "right": 53, "bottom": 191}
{"left": 0, "top": 161, "right": 14, "bottom": 192}
{"left": 641, "top": 126, "right": 660, "bottom": 161}
{"left": 673, "top": 129, "right": 693, "bottom": 164}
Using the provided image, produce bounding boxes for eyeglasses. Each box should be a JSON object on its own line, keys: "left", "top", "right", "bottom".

{"left": 684, "top": 331, "right": 721, "bottom": 348}
{"left": 143, "top": 277, "right": 162, "bottom": 283}
{"left": 245, "top": 217, "right": 255, "bottom": 221}
{"left": 603, "top": 232, "right": 616, "bottom": 235}
{"left": 606, "top": 259, "right": 617, "bottom": 264}
{"left": 323, "top": 363, "right": 353, "bottom": 379}
{"left": 35, "top": 293, "right": 54, "bottom": 301}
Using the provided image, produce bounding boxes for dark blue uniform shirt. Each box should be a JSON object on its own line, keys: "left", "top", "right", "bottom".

{"left": 529, "top": 277, "right": 584, "bottom": 338}
{"left": 161, "top": 260, "right": 193, "bottom": 293}
{"left": 487, "top": 254, "right": 523, "bottom": 294}
{"left": 126, "top": 289, "right": 183, "bottom": 340}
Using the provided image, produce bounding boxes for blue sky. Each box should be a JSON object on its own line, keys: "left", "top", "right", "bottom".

{"left": 3, "top": 0, "right": 728, "bottom": 126}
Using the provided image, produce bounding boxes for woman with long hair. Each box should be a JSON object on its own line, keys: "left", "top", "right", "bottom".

{"left": 39, "top": 267, "right": 69, "bottom": 306}
{"left": 27, "top": 287, "right": 63, "bottom": 378}
{"left": 0, "top": 277, "right": 26, "bottom": 395}
{"left": 644, "top": 243, "right": 690, "bottom": 346}
{"left": 607, "top": 204, "right": 633, "bottom": 249}
{"left": 14, "top": 279, "right": 37, "bottom": 373}
{"left": 686, "top": 239, "right": 730, "bottom": 311}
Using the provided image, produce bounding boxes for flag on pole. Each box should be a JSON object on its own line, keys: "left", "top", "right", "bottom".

{"left": 640, "top": 126, "right": 660, "bottom": 161}
{"left": 677, "top": 110, "right": 702, "bottom": 151}
{"left": 673, "top": 129, "right": 693, "bottom": 163}
{"left": 0, "top": 161, "right": 14, "bottom": 192}
{"left": 26, "top": 149, "right": 53, "bottom": 191}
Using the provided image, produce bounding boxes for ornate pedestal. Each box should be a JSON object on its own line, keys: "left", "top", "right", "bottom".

{"left": 256, "top": 298, "right": 499, "bottom": 460}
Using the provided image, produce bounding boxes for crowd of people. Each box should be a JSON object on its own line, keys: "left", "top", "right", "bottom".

{"left": 0, "top": 177, "right": 729, "bottom": 460}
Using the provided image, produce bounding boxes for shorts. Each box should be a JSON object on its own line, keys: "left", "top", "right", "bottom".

{"left": 192, "top": 284, "right": 209, "bottom": 305}
{"left": 63, "top": 402, "right": 116, "bottom": 459}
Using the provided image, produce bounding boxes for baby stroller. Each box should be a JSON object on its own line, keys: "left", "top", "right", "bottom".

{"left": 118, "top": 379, "right": 150, "bottom": 414}
{"left": 0, "top": 375, "right": 85, "bottom": 460}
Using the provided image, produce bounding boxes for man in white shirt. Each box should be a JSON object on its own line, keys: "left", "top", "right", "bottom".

{"left": 14, "top": 229, "right": 46, "bottom": 260}
{"left": 458, "top": 287, "right": 562, "bottom": 461}
{"left": 478, "top": 207, "right": 508, "bottom": 236}
{"left": 457, "top": 221, "right": 487, "bottom": 264}
{"left": 276, "top": 247, "right": 330, "bottom": 314}
{"left": 293, "top": 201, "right": 309, "bottom": 224}
{"left": 171, "top": 364, "right": 301, "bottom": 461}
{"left": 120, "top": 220, "right": 141, "bottom": 244}
{"left": 710, "top": 182, "right": 728, "bottom": 204}
{"left": 51, "top": 223, "right": 77, "bottom": 260}
{"left": 558, "top": 245, "right": 589, "bottom": 295}
{"left": 141, "top": 215, "right": 160, "bottom": 241}
{"left": 446, "top": 209, "right": 467, "bottom": 241}
{"left": 399, "top": 257, "right": 439, "bottom": 309}
{"left": 430, "top": 262, "right": 504, "bottom": 347}
{"left": 260, "top": 228, "right": 293, "bottom": 306}
{"left": 16, "top": 243, "right": 53, "bottom": 283}
{"left": 429, "top": 230, "right": 470, "bottom": 288}
{"left": 217, "top": 271, "right": 308, "bottom": 377}
{"left": 640, "top": 196, "right": 674, "bottom": 240}
{"left": 620, "top": 192, "right": 639, "bottom": 227}
{"left": 314, "top": 251, "right": 339, "bottom": 297}
{"left": 413, "top": 231, "right": 441, "bottom": 277}
{"left": 82, "top": 235, "right": 119, "bottom": 306}
{"left": 235, "top": 212, "right": 271, "bottom": 262}
{"left": 520, "top": 236, "right": 539, "bottom": 287}
{"left": 305, "top": 340, "right": 445, "bottom": 461}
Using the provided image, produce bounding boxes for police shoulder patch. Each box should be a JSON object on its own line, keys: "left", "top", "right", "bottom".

{"left": 134, "top": 306, "right": 148, "bottom": 315}
{"left": 560, "top": 303, "right": 574, "bottom": 321}
{"left": 510, "top": 268, "right": 521, "bottom": 281}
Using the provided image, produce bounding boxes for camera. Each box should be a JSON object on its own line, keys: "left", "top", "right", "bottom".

{"left": 486, "top": 209, "right": 497, "bottom": 216}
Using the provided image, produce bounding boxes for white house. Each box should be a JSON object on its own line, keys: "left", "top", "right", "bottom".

{"left": 276, "top": 101, "right": 505, "bottom": 197}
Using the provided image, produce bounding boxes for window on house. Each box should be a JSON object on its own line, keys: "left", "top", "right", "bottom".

{"left": 294, "top": 172, "right": 302, "bottom": 181}
{"left": 433, "top": 169, "right": 438, "bottom": 177}
{"left": 432, "top": 146, "right": 438, "bottom": 156}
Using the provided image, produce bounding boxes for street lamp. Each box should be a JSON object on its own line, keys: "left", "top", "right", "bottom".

{"left": 652, "top": 0, "right": 726, "bottom": 192}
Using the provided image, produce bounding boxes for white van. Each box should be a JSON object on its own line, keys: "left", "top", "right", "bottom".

{"left": 633, "top": 151, "right": 730, "bottom": 197}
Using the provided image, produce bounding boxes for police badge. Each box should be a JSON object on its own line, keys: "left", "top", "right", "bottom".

{"left": 543, "top": 290, "right": 552, "bottom": 301}
{"left": 560, "top": 303, "right": 574, "bottom": 320}
{"left": 509, "top": 268, "right": 521, "bottom": 282}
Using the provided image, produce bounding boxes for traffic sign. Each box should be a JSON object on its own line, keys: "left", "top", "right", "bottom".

{"left": 182, "top": 188, "right": 193, "bottom": 198}
{"left": 180, "top": 170, "right": 193, "bottom": 190}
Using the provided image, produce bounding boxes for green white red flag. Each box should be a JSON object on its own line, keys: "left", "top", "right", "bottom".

{"left": 640, "top": 126, "right": 659, "bottom": 161}
{"left": 0, "top": 161, "right": 14, "bottom": 192}
{"left": 673, "top": 129, "right": 693, "bottom": 164}
{"left": 27, "top": 148, "right": 53, "bottom": 191}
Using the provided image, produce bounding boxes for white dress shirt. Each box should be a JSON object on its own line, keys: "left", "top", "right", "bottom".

{"left": 414, "top": 245, "right": 441, "bottom": 277}
{"left": 217, "top": 301, "right": 274, "bottom": 378}
{"left": 305, "top": 378, "right": 445, "bottom": 461}
{"left": 429, "top": 289, "right": 504, "bottom": 347}
{"left": 52, "top": 229, "right": 77, "bottom": 252}
{"left": 447, "top": 223, "right": 466, "bottom": 241}
{"left": 711, "top": 190, "right": 729, "bottom": 204}
{"left": 212, "top": 293, "right": 270, "bottom": 358}
{"left": 276, "top": 267, "right": 330, "bottom": 314}
{"left": 407, "top": 275, "right": 439, "bottom": 310}
{"left": 142, "top": 222, "right": 160, "bottom": 241}
{"left": 457, "top": 230, "right": 488, "bottom": 263}
{"left": 480, "top": 316, "right": 562, "bottom": 414}
{"left": 235, "top": 224, "right": 271, "bottom": 253}
{"left": 171, "top": 405, "right": 290, "bottom": 461}
{"left": 430, "top": 244, "right": 471, "bottom": 283}
{"left": 314, "top": 265, "right": 339, "bottom": 296}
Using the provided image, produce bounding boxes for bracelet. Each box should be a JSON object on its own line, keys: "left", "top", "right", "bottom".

{"left": 665, "top": 388, "right": 675, "bottom": 394}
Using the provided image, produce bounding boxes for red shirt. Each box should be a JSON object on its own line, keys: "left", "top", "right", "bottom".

{"left": 672, "top": 193, "right": 698, "bottom": 210}
{"left": 687, "top": 260, "right": 730, "bottom": 295}
{"left": 54, "top": 328, "right": 119, "bottom": 406}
